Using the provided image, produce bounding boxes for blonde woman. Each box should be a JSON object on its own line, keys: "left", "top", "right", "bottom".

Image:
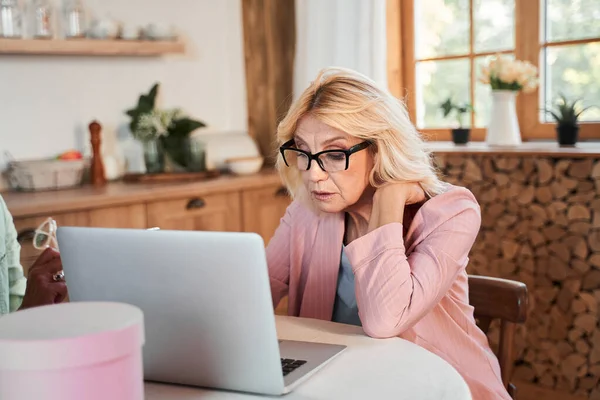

{"left": 266, "top": 67, "right": 510, "bottom": 399}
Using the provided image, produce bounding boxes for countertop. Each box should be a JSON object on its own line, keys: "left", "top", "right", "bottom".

{"left": 2, "top": 169, "right": 283, "bottom": 218}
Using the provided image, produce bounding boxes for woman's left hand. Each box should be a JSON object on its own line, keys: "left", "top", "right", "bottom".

{"left": 379, "top": 182, "right": 427, "bottom": 205}
{"left": 368, "top": 182, "right": 426, "bottom": 232}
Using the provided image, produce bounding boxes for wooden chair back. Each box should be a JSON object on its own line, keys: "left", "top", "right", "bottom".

{"left": 468, "top": 275, "right": 528, "bottom": 399}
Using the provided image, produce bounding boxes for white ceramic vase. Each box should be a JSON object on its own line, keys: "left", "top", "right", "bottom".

{"left": 486, "top": 90, "right": 522, "bottom": 146}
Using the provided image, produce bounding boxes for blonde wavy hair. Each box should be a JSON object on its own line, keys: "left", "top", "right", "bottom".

{"left": 275, "top": 67, "right": 447, "bottom": 200}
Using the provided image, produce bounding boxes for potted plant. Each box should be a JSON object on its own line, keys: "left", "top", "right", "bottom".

{"left": 544, "top": 93, "right": 595, "bottom": 146}
{"left": 439, "top": 97, "right": 473, "bottom": 145}
{"left": 126, "top": 83, "right": 206, "bottom": 173}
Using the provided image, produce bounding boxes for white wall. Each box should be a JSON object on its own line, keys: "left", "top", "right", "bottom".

{"left": 0, "top": 0, "right": 247, "bottom": 184}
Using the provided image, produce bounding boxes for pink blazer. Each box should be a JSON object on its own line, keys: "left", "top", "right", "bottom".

{"left": 266, "top": 185, "right": 511, "bottom": 400}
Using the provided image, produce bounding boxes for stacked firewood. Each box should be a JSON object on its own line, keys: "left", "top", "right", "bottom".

{"left": 433, "top": 154, "right": 600, "bottom": 399}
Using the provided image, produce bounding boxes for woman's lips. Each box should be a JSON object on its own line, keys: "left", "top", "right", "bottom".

{"left": 312, "top": 191, "right": 335, "bottom": 201}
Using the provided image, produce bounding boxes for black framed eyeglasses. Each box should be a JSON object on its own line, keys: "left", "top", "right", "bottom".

{"left": 279, "top": 139, "right": 371, "bottom": 172}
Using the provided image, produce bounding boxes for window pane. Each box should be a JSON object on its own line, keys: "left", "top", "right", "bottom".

{"left": 543, "top": 43, "right": 600, "bottom": 122}
{"left": 474, "top": 0, "right": 515, "bottom": 53}
{"left": 474, "top": 54, "right": 515, "bottom": 127}
{"left": 415, "top": 58, "right": 471, "bottom": 128}
{"left": 415, "top": 0, "right": 470, "bottom": 59}
{"left": 545, "top": 0, "right": 600, "bottom": 42}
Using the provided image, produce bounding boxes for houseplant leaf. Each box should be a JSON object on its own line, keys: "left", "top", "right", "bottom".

{"left": 440, "top": 98, "right": 454, "bottom": 118}
{"left": 126, "top": 83, "right": 160, "bottom": 133}
{"left": 161, "top": 117, "right": 207, "bottom": 168}
{"left": 169, "top": 118, "right": 206, "bottom": 138}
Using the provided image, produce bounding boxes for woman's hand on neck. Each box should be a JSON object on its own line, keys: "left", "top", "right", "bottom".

{"left": 367, "top": 182, "right": 426, "bottom": 234}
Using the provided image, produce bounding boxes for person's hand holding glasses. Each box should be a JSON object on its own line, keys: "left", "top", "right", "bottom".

{"left": 19, "top": 218, "right": 68, "bottom": 310}
{"left": 33, "top": 217, "right": 63, "bottom": 280}
{"left": 33, "top": 217, "right": 58, "bottom": 249}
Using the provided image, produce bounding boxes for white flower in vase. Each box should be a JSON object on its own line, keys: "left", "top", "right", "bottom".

{"left": 478, "top": 54, "right": 539, "bottom": 146}
{"left": 479, "top": 54, "right": 539, "bottom": 93}
{"left": 134, "top": 108, "right": 183, "bottom": 142}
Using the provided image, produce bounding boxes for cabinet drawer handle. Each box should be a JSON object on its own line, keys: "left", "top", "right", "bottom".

{"left": 274, "top": 186, "right": 288, "bottom": 197}
{"left": 17, "top": 228, "right": 36, "bottom": 244}
{"left": 186, "top": 198, "right": 206, "bottom": 210}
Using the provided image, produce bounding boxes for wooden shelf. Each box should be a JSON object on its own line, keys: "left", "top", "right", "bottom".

{"left": 0, "top": 38, "right": 185, "bottom": 56}
{"left": 425, "top": 141, "right": 600, "bottom": 158}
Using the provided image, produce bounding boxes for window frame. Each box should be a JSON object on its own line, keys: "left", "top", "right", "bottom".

{"left": 386, "top": 0, "right": 600, "bottom": 141}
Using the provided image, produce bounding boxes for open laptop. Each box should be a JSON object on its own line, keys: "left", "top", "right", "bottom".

{"left": 57, "top": 227, "right": 346, "bottom": 396}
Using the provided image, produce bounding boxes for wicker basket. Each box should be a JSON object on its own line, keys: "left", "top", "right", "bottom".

{"left": 6, "top": 158, "right": 87, "bottom": 191}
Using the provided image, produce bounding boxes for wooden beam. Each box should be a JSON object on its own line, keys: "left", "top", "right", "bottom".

{"left": 265, "top": 0, "right": 296, "bottom": 133}
{"left": 401, "top": 0, "right": 417, "bottom": 125}
{"left": 386, "top": 0, "right": 403, "bottom": 98}
{"left": 416, "top": 49, "right": 512, "bottom": 63}
{"left": 242, "top": 0, "right": 271, "bottom": 161}
{"left": 468, "top": 0, "right": 475, "bottom": 127}
{"left": 241, "top": 0, "right": 295, "bottom": 165}
{"left": 543, "top": 37, "right": 600, "bottom": 47}
{"left": 515, "top": 0, "right": 541, "bottom": 139}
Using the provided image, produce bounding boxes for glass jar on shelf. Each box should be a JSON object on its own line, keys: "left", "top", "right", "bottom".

{"left": 0, "top": 0, "right": 23, "bottom": 38}
{"left": 32, "top": 0, "right": 53, "bottom": 38}
{"left": 64, "top": 0, "right": 85, "bottom": 38}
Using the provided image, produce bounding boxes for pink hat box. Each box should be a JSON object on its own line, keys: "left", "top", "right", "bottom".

{"left": 0, "top": 302, "right": 145, "bottom": 400}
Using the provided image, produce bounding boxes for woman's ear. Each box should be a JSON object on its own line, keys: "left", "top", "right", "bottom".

{"left": 368, "top": 162, "right": 383, "bottom": 187}
{"left": 367, "top": 143, "right": 381, "bottom": 178}
{"left": 368, "top": 141, "right": 378, "bottom": 155}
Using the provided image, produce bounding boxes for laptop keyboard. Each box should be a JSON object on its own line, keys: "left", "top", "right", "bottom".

{"left": 281, "top": 358, "right": 307, "bottom": 376}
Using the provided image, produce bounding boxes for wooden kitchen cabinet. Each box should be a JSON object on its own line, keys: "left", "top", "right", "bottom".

{"left": 147, "top": 191, "right": 242, "bottom": 232}
{"left": 89, "top": 204, "right": 147, "bottom": 229}
{"left": 13, "top": 204, "right": 147, "bottom": 236}
{"left": 13, "top": 212, "right": 89, "bottom": 235}
{"left": 242, "top": 183, "right": 291, "bottom": 245}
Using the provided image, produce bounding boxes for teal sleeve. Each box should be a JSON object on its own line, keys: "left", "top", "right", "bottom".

{"left": 0, "top": 195, "right": 26, "bottom": 314}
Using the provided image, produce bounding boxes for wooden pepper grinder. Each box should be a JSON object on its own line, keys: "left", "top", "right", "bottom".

{"left": 89, "top": 120, "right": 107, "bottom": 187}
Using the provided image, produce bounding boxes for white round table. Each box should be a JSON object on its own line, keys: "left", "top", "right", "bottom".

{"left": 145, "top": 316, "right": 471, "bottom": 400}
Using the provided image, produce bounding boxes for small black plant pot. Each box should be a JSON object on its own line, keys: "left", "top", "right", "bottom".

{"left": 557, "top": 125, "right": 579, "bottom": 146}
{"left": 451, "top": 128, "right": 470, "bottom": 145}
